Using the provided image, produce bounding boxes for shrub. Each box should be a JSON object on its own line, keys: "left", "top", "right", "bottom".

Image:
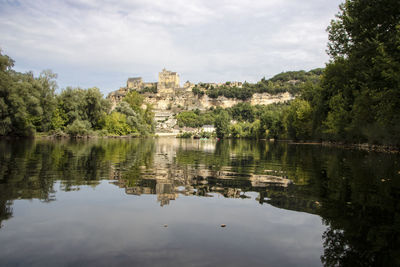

{"left": 66, "top": 120, "right": 91, "bottom": 137}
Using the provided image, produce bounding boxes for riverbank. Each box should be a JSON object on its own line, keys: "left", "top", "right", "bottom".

{"left": 2, "top": 134, "right": 399, "bottom": 153}
{"left": 285, "top": 140, "right": 400, "bottom": 153}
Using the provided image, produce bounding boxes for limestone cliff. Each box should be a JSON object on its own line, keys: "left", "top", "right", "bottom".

{"left": 142, "top": 91, "right": 293, "bottom": 110}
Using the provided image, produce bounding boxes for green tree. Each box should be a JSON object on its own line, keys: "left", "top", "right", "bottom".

{"left": 284, "top": 99, "right": 313, "bottom": 140}
{"left": 322, "top": 0, "right": 400, "bottom": 144}
{"left": 34, "top": 70, "right": 58, "bottom": 132}
{"left": 122, "top": 91, "right": 154, "bottom": 134}
{"left": 176, "top": 111, "right": 199, "bottom": 128}
{"left": 57, "top": 87, "right": 87, "bottom": 125}
{"left": 50, "top": 108, "right": 67, "bottom": 130}
{"left": 65, "top": 119, "right": 91, "bottom": 137}
{"left": 124, "top": 91, "right": 144, "bottom": 114}
{"left": 104, "top": 112, "right": 132, "bottom": 135}
{"left": 214, "top": 110, "right": 230, "bottom": 138}
{"left": 0, "top": 50, "right": 55, "bottom": 136}
{"left": 84, "top": 87, "right": 110, "bottom": 129}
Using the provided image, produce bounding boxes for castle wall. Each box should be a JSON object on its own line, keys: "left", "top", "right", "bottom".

{"left": 127, "top": 77, "right": 143, "bottom": 90}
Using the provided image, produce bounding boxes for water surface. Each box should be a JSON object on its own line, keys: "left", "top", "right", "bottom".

{"left": 0, "top": 138, "right": 399, "bottom": 266}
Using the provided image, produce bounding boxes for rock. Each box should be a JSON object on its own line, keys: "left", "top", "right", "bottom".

{"left": 163, "top": 224, "right": 168, "bottom": 227}
{"left": 220, "top": 224, "right": 226, "bottom": 227}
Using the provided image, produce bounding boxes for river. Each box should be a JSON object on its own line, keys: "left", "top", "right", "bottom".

{"left": 0, "top": 137, "right": 399, "bottom": 266}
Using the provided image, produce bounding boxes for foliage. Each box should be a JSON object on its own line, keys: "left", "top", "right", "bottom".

{"left": 176, "top": 111, "right": 200, "bottom": 128}
{"left": 0, "top": 50, "right": 59, "bottom": 136}
{"left": 50, "top": 108, "right": 67, "bottom": 130}
{"left": 65, "top": 119, "right": 91, "bottom": 137}
{"left": 192, "top": 86, "right": 205, "bottom": 97}
{"left": 214, "top": 110, "right": 230, "bottom": 138}
{"left": 104, "top": 112, "right": 132, "bottom": 136}
{"left": 122, "top": 91, "right": 155, "bottom": 135}
{"left": 206, "top": 84, "right": 254, "bottom": 100}
{"left": 177, "top": 132, "right": 193, "bottom": 138}
{"left": 284, "top": 99, "right": 313, "bottom": 140}
{"left": 322, "top": 0, "right": 400, "bottom": 144}
{"left": 259, "top": 107, "right": 286, "bottom": 139}
{"left": 175, "top": 103, "right": 287, "bottom": 139}
{"left": 0, "top": 50, "right": 154, "bottom": 137}
{"left": 176, "top": 110, "right": 218, "bottom": 128}
{"left": 193, "top": 69, "right": 322, "bottom": 101}
{"left": 281, "top": 0, "right": 400, "bottom": 145}
{"left": 228, "top": 102, "right": 255, "bottom": 122}
{"left": 140, "top": 84, "right": 157, "bottom": 94}
{"left": 56, "top": 87, "right": 110, "bottom": 130}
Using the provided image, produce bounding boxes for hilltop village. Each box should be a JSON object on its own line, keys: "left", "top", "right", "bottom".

{"left": 107, "top": 69, "right": 293, "bottom": 133}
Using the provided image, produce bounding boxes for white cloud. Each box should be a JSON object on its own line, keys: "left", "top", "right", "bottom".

{"left": 0, "top": 0, "right": 343, "bottom": 94}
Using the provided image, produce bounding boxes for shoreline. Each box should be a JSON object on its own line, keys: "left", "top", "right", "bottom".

{"left": 281, "top": 140, "right": 400, "bottom": 153}
{"left": 1, "top": 135, "right": 398, "bottom": 153}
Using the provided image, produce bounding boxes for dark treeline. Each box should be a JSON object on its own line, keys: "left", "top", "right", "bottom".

{"left": 0, "top": 53, "right": 154, "bottom": 137}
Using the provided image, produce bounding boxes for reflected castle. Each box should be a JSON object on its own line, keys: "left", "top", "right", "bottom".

{"left": 111, "top": 138, "right": 300, "bottom": 208}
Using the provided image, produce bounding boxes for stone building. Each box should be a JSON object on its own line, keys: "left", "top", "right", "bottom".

{"left": 157, "top": 68, "right": 180, "bottom": 94}
{"left": 127, "top": 77, "right": 143, "bottom": 89}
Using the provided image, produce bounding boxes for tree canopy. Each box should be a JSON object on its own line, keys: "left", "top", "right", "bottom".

{"left": 0, "top": 50, "right": 154, "bottom": 137}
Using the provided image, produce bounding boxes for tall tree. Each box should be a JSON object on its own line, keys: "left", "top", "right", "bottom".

{"left": 214, "top": 110, "right": 230, "bottom": 138}
{"left": 321, "top": 0, "right": 400, "bottom": 144}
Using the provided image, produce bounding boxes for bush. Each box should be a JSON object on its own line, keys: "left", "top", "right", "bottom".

{"left": 66, "top": 120, "right": 91, "bottom": 137}
{"left": 177, "top": 132, "right": 193, "bottom": 138}
{"left": 104, "top": 112, "right": 132, "bottom": 136}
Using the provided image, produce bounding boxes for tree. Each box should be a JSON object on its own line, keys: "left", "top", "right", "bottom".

{"left": 284, "top": 99, "right": 313, "bottom": 140}
{"left": 322, "top": 0, "right": 400, "bottom": 144}
{"left": 176, "top": 111, "right": 199, "bottom": 128}
{"left": 104, "top": 112, "right": 132, "bottom": 135}
{"left": 214, "top": 110, "right": 230, "bottom": 138}
{"left": 0, "top": 50, "right": 55, "bottom": 136}
{"left": 84, "top": 87, "right": 110, "bottom": 129}
{"left": 124, "top": 91, "right": 144, "bottom": 114}
{"left": 34, "top": 70, "right": 58, "bottom": 132}
{"left": 65, "top": 119, "right": 91, "bottom": 137}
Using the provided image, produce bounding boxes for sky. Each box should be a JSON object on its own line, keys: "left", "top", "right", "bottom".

{"left": 0, "top": 0, "right": 343, "bottom": 95}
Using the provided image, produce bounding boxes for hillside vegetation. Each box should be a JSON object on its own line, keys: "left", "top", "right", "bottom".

{"left": 192, "top": 68, "right": 323, "bottom": 100}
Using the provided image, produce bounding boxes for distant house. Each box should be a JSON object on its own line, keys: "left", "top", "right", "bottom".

{"left": 202, "top": 125, "right": 215, "bottom": 133}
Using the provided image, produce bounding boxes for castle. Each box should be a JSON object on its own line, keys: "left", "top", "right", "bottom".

{"left": 107, "top": 68, "right": 247, "bottom": 108}
{"left": 108, "top": 68, "right": 195, "bottom": 109}
{"left": 126, "top": 68, "right": 180, "bottom": 93}
{"left": 107, "top": 69, "right": 293, "bottom": 133}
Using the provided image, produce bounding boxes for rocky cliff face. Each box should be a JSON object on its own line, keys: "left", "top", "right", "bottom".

{"left": 108, "top": 88, "right": 294, "bottom": 133}
{"left": 142, "top": 91, "right": 294, "bottom": 133}
{"left": 142, "top": 91, "right": 293, "bottom": 111}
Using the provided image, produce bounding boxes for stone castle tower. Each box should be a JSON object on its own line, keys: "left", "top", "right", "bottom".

{"left": 157, "top": 68, "right": 180, "bottom": 94}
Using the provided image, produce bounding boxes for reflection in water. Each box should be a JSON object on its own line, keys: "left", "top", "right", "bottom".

{"left": 0, "top": 138, "right": 399, "bottom": 266}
